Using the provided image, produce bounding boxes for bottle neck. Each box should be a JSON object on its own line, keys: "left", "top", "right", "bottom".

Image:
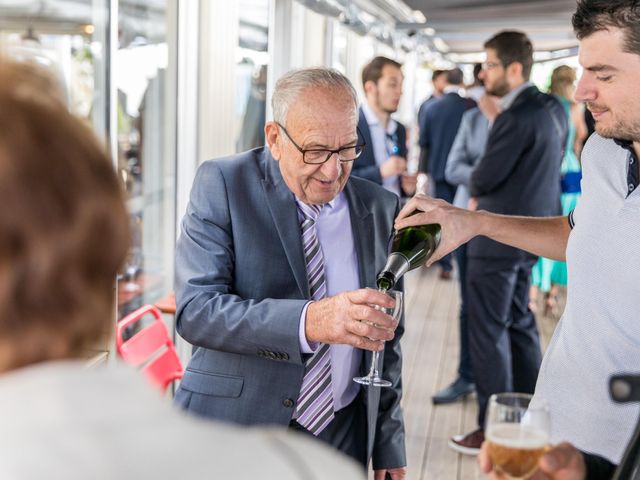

{"left": 378, "top": 252, "right": 410, "bottom": 286}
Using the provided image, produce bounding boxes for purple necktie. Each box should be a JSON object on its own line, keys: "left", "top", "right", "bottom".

{"left": 293, "top": 202, "right": 335, "bottom": 435}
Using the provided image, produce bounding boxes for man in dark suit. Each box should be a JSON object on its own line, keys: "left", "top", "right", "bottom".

{"left": 417, "top": 69, "right": 448, "bottom": 124}
{"left": 419, "top": 68, "right": 476, "bottom": 278}
{"left": 445, "top": 31, "right": 567, "bottom": 454}
{"left": 174, "top": 67, "right": 406, "bottom": 479}
{"left": 352, "top": 56, "right": 416, "bottom": 199}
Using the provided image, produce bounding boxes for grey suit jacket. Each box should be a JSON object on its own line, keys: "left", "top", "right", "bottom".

{"left": 174, "top": 147, "right": 406, "bottom": 470}
{"left": 445, "top": 107, "right": 489, "bottom": 209}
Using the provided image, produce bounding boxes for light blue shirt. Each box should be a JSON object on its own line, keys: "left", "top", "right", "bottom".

{"left": 361, "top": 102, "right": 401, "bottom": 196}
{"left": 297, "top": 192, "right": 361, "bottom": 411}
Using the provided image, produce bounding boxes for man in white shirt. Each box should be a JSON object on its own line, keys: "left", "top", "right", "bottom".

{"left": 396, "top": 0, "right": 640, "bottom": 474}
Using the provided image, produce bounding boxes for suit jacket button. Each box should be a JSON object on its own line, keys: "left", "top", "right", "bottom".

{"left": 282, "top": 398, "right": 294, "bottom": 408}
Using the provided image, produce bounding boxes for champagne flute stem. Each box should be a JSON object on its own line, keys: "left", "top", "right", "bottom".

{"left": 369, "top": 351, "right": 380, "bottom": 378}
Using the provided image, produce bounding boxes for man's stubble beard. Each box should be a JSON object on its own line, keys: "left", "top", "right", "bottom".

{"left": 595, "top": 116, "right": 640, "bottom": 143}
{"left": 375, "top": 91, "right": 398, "bottom": 115}
{"left": 486, "top": 74, "right": 510, "bottom": 98}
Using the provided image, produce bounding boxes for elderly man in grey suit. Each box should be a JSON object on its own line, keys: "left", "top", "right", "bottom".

{"left": 175, "top": 67, "right": 407, "bottom": 479}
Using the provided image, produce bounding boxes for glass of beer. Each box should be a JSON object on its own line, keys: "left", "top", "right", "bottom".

{"left": 485, "top": 393, "right": 550, "bottom": 479}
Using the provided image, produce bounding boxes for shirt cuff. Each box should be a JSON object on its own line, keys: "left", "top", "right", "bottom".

{"left": 298, "top": 301, "right": 319, "bottom": 354}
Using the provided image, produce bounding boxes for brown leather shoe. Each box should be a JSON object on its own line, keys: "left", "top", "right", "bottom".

{"left": 439, "top": 269, "right": 453, "bottom": 280}
{"left": 448, "top": 428, "right": 484, "bottom": 455}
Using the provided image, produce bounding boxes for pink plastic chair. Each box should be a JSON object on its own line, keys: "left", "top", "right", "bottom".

{"left": 116, "top": 304, "right": 183, "bottom": 392}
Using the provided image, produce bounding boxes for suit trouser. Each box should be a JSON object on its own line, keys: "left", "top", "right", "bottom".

{"left": 455, "top": 244, "right": 473, "bottom": 383}
{"left": 467, "top": 256, "right": 542, "bottom": 428}
{"left": 434, "top": 180, "right": 457, "bottom": 272}
{"left": 289, "top": 395, "right": 368, "bottom": 469}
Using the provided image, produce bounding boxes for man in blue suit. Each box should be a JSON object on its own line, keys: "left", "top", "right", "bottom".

{"left": 435, "top": 31, "right": 565, "bottom": 455}
{"left": 174, "top": 67, "right": 407, "bottom": 479}
{"left": 352, "top": 56, "right": 416, "bottom": 199}
{"left": 419, "top": 68, "right": 476, "bottom": 278}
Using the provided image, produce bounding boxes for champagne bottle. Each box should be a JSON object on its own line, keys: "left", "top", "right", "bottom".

{"left": 377, "top": 223, "right": 441, "bottom": 291}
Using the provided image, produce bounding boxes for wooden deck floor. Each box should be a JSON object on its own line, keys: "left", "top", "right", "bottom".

{"left": 398, "top": 265, "right": 563, "bottom": 480}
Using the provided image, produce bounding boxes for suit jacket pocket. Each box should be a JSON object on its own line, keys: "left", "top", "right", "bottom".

{"left": 180, "top": 369, "right": 244, "bottom": 398}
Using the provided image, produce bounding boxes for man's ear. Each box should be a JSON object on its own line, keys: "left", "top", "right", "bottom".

{"left": 363, "top": 79, "right": 377, "bottom": 97}
{"left": 265, "top": 121, "right": 281, "bottom": 161}
{"left": 507, "top": 62, "right": 524, "bottom": 82}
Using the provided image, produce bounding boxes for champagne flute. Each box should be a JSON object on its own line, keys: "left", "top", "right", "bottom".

{"left": 353, "top": 289, "right": 403, "bottom": 388}
{"left": 485, "top": 393, "right": 551, "bottom": 479}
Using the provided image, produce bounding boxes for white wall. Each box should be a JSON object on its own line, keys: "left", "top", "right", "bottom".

{"left": 198, "top": 0, "right": 239, "bottom": 161}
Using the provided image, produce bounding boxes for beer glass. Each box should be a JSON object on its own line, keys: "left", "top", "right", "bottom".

{"left": 485, "top": 393, "right": 550, "bottom": 479}
{"left": 353, "top": 290, "right": 402, "bottom": 388}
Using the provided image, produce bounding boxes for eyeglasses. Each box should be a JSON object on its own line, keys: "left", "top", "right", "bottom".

{"left": 276, "top": 122, "right": 366, "bottom": 164}
{"left": 481, "top": 61, "right": 503, "bottom": 70}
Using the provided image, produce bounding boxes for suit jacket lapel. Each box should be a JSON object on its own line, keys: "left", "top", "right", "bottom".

{"left": 345, "top": 180, "right": 378, "bottom": 385}
{"left": 345, "top": 180, "right": 384, "bottom": 455}
{"left": 358, "top": 108, "right": 375, "bottom": 168}
{"left": 344, "top": 180, "right": 374, "bottom": 290}
{"left": 261, "top": 151, "right": 309, "bottom": 298}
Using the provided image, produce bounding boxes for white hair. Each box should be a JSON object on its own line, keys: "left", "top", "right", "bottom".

{"left": 271, "top": 67, "right": 358, "bottom": 124}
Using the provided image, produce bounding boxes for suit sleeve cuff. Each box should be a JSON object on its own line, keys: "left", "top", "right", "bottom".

{"left": 298, "top": 301, "right": 318, "bottom": 354}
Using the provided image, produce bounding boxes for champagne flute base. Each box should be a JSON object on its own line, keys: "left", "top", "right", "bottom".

{"left": 353, "top": 375, "right": 392, "bottom": 388}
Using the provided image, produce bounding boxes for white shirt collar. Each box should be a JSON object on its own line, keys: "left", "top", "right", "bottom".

{"left": 443, "top": 85, "right": 463, "bottom": 95}
{"left": 295, "top": 191, "right": 344, "bottom": 211}
{"left": 361, "top": 102, "right": 397, "bottom": 135}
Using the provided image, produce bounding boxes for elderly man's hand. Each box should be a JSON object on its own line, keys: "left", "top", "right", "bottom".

{"left": 305, "top": 289, "right": 399, "bottom": 351}
{"left": 394, "top": 194, "right": 479, "bottom": 266}
{"left": 478, "top": 441, "right": 587, "bottom": 480}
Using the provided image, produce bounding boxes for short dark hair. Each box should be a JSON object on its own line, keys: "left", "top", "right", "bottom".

{"left": 484, "top": 31, "right": 534, "bottom": 80}
{"left": 432, "top": 69, "right": 448, "bottom": 81}
{"left": 572, "top": 0, "right": 640, "bottom": 55}
{"left": 446, "top": 68, "right": 464, "bottom": 86}
{"left": 0, "top": 59, "right": 129, "bottom": 370}
{"left": 361, "top": 56, "right": 402, "bottom": 88}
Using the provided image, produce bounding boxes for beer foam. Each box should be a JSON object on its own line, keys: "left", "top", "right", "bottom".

{"left": 486, "top": 423, "right": 549, "bottom": 449}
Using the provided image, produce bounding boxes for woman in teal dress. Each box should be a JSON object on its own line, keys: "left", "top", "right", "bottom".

{"left": 530, "top": 66, "right": 587, "bottom": 316}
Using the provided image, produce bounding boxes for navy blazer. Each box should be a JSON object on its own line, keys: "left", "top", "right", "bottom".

{"left": 352, "top": 107, "right": 408, "bottom": 193}
{"left": 419, "top": 92, "right": 476, "bottom": 181}
{"left": 173, "top": 147, "right": 406, "bottom": 469}
{"left": 468, "top": 85, "right": 567, "bottom": 259}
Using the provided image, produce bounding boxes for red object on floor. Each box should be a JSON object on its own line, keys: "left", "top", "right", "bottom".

{"left": 116, "top": 304, "right": 183, "bottom": 392}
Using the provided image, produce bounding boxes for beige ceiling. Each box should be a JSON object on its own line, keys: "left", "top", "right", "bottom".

{"left": 403, "top": 0, "right": 579, "bottom": 53}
